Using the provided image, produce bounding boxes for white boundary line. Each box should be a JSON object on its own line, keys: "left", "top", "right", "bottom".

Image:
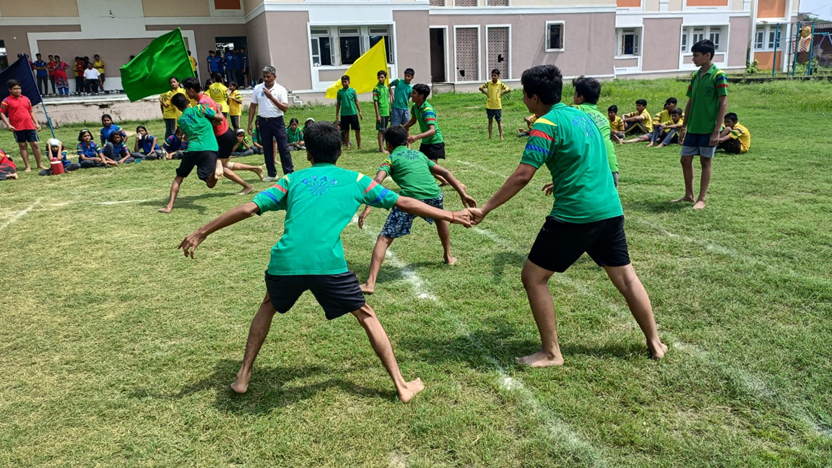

{"left": 0, "top": 199, "right": 41, "bottom": 233}
{"left": 456, "top": 160, "right": 508, "bottom": 179}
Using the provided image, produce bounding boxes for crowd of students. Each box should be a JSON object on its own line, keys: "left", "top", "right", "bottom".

{"left": 206, "top": 48, "right": 252, "bottom": 89}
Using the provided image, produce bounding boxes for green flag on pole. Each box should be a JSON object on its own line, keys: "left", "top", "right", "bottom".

{"left": 120, "top": 28, "right": 194, "bottom": 102}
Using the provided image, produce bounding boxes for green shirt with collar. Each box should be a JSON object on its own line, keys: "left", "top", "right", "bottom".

{"left": 685, "top": 63, "right": 728, "bottom": 134}
{"left": 378, "top": 146, "right": 441, "bottom": 200}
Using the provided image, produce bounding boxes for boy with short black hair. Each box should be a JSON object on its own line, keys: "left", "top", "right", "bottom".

{"left": 389, "top": 68, "right": 414, "bottom": 127}
{"left": 608, "top": 105, "right": 624, "bottom": 143}
{"left": 717, "top": 112, "right": 750, "bottom": 154}
{"left": 0, "top": 79, "right": 45, "bottom": 172}
{"left": 403, "top": 83, "right": 450, "bottom": 185}
{"left": 571, "top": 76, "right": 619, "bottom": 187}
{"left": 178, "top": 121, "right": 473, "bottom": 402}
{"left": 654, "top": 108, "right": 685, "bottom": 148}
{"left": 373, "top": 70, "right": 391, "bottom": 153}
{"left": 335, "top": 75, "right": 363, "bottom": 150}
{"left": 357, "top": 125, "right": 477, "bottom": 293}
{"left": 479, "top": 69, "right": 511, "bottom": 140}
{"left": 468, "top": 64, "right": 666, "bottom": 367}
{"left": 622, "top": 99, "right": 652, "bottom": 135}
{"left": 673, "top": 39, "right": 728, "bottom": 210}
{"left": 645, "top": 98, "right": 679, "bottom": 147}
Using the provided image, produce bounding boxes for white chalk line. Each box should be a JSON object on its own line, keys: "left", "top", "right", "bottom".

{"left": 456, "top": 160, "right": 509, "bottom": 179}
{"left": 0, "top": 199, "right": 41, "bottom": 233}
{"left": 351, "top": 215, "right": 604, "bottom": 463}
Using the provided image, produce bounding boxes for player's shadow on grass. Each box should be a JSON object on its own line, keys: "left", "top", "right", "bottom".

{"left": 624, "top": 199, "right": 692, "bottom": 214}
{"left": 352, "top": 260, "right": 450, "bottom": 288}
{"left": 138, "top": 192, "right": 235, "bottom": 215}
{"left": 128, "top": 359, "right": 395, "bottom": 414}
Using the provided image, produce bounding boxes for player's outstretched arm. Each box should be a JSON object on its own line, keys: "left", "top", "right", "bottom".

{"left": 431, "top": 165, "right": 476, "bottom": 207}
{"left": 395, "top": 196, "right": 472, "bottom": 227}
{"left": 178, "top": 202, "right": 260, "bottom": 258}
{"left": 471, "top": 163, "right": 537, "bottom": 225}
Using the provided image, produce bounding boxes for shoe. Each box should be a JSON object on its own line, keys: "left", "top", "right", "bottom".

{"left": 263, "top": 176, "right": 278, "bottom": 182}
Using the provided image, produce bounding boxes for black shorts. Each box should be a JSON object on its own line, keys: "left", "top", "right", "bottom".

{"left": 528, "top": 215, "right": 630, "bottom": 273}
{"left": 340, "top": 114, "right": 360, "bottom": 131}
{"left": 265, "top": 271, "right": 366, "bottom": 320}
{"left": 486, "top": 109, "right": 503, "bottom": 121}
{"left": 216, "top": 128, "right": 237, "bottom": 159}
{"left": 718, "top": 138, "right": 742, "bottom": 154}
{"left": 175, "top": 150, "right": 218, "bottom": 181}
{"left": 419, "top": 142, "right": 446, "bottom": 160}
{"left": 14, "top": 130, "right": 39, "bottom": 143}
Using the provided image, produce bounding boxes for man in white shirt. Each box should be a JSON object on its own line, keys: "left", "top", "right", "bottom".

{"left": 247, "top": 65, "right": 293, "bottom": 180}
{"left": 83, "top": 63, "right": 101, "bottom": 94}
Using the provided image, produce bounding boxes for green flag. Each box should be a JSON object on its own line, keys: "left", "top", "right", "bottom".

{"left": 120, "top": 28, "right": 194, "bottom": 102}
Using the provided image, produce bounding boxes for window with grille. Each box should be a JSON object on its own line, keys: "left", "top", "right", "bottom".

{"left": 617, "top": 28, "right": 640, "bottom": 56}
{"left": 455, "top": 0, "right": 478, "bottom": 6}
{"left": 708, "top": 28, "right": 721, "bottom": 51}
{"left": 546, "top": 23, "right": 564, "bottom": 51}
{"left": 455, "top": 27, "right": 479, "bottom": 82}
{"left": 429, "top": 0, "right": 445, "bottom": 5}
{"left": 487, "top": 0, "right": 508, "bottom": 5}
{"left": 681, "top": 26, "right": 727, "bottom": 53}
{"left": 487, "top": 27, "right": 509, "bottom": 77}
{"left": 754, "top": 31, "right": 764, "bottom": 50}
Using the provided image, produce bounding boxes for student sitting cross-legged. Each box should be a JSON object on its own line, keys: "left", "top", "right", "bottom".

{"left": 357, "top": 125, "right": 477, "bottom": 294}
{"left": 608, "top": 105, "right": 625, "bottom": 144}
{"left": 39, "top": 138, "right": 81, "bottom": 175}
{"left": 133, "top": 126, "right": 166, "bottom": 160}
{"left": 177, "top": 121, "right": 473, "bottom": 401}
{"left": 654, "top": 109, "right": 685, "bottom": 148}
{"left": 621, "top": 99, "right": 653, "bottom": 138}
{"left": 231, "top": 128, "right": 254, "bottom": 157}
{"left": 77, "top": 129, "right": 113, "bottom": 168}
{"left": 163, "top": 128, "right": 188, "bottom": 160}
{"left": 716, "top": 112, "right": 750, "bottom": 154}
{"left": 102, "top": 131, "right": 134, "bottom": 165}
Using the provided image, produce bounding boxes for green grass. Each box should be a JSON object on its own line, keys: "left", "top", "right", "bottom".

{"left": 1, "top": 78, "right": 831, "bottom": 467}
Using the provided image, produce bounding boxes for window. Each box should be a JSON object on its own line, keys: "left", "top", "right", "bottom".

{"left": 339, "top": 28, "right": 362, "bottom": 65}
{"left": 310, "top": 29, "right": 333, "bottom": 67}
{"left": 681, "top": 26, "right": 726, "bottom": 53}
{"left": 546, "top": 23, "right": 564, "bottom": 51}
{"left": 369, "top": 27, "right": 394, "bottom": 64}
{"left": 617, "top": 28, "right": 640, "bottom": 56}
{"left": 754, "top": 30, "right": 765, "bottom": 50}
{"left": 753, "top": 25, "right": 783, "bottom": 52}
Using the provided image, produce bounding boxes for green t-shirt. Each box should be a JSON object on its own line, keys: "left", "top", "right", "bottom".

{"left": 176, "top": 104, "right": 219, "bottom": 153}
{"left": 287, "top": 127, "right": 303, "bottom": 144}
{"left": 411, "top": 100, "right": 443, "bottom": 145}
{"left": 252, "top": 164, "right": 399, "bottom": 275}
{"left": 389, "top": 78, "right": 413, "bottom": 110}
{"left": 520, "top": 103, "right": 622, "bottom": 223}
{"left": 685, "top": 64, "right": 728, "bottom": 134}
{"left": 252, "top": 128, "right": 261, "bottom": 144}
{"left": 373, "top": 83, "right": 390, "bottom": 117}
{"left": 337, "top": 87, "right": 358, "bottom": 116}
{"left": 575, "top": 103, "right": 618, "bottom": 173}
{"left": 378, "top": 146, "right": 441, "bottom": 200}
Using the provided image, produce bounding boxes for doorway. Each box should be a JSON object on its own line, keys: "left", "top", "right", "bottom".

{"left": 430, "top": 28, "right": 447, "bottom": 83}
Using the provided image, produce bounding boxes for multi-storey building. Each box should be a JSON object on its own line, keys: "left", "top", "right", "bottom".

{"left": 0, "top": 0, "right": 801, "bottom": 101}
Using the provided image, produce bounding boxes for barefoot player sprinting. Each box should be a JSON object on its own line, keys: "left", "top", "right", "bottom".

{"left": 468, "top": 65, "right": 667, "bottom": 367}
{"left": 178, "top": 122, "right": 473, "bottom": 401}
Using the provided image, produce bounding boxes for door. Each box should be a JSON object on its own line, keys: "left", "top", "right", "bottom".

{"left": 430, "top": 28, "right": 447, "bottom": 83}
{"left": 487, "top": 27, "right": 509, "bottom": 78}
{"left": 455, "top": 27, "right": 479, "bottom": 82}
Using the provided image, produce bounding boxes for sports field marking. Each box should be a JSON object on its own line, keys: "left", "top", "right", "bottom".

{"left": 0, "top": 199, "right": 41, "bottom": 233}
{"left": 456, "top": 160, "right": 509, "bottom": 178}
{"left": 98, "top": 199, "right": 154, "bottom": 205}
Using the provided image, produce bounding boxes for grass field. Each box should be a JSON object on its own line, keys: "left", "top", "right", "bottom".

{"left": 1, "top": 78, "right": 831, "bottom": 467}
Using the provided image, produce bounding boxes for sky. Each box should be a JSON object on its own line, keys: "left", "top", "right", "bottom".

{"left": 799, "top": 0, "right": 832, "bottom": 19}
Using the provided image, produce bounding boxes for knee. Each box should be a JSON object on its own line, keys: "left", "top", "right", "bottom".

{"left": 352, "top": 303, "right": 377, "bottom": 324}
{"left": 521, "top": 266, "right": 548, "bottom": 289}
{"left": 679, "top": 157, "right": 692, "bottom": 167}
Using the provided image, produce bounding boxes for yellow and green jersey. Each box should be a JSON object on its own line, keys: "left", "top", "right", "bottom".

{"left": 411, "top": 101, "right": 443, "bottom": 145}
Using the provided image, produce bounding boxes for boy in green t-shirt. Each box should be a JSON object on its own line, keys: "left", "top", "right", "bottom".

{"left": 468, "top": 65, "right": 666, "bottom": 367}
{"left": 403, "top": 83, "right": 449, "bottom": 185}
{"left": 571, "top": 75, "right": 619, "bottom": 187}
{"left": 158, "top": 93, "right": 225, "bottom": 214}
{"left": 389, "top": 68, "right": 414, "bottom": 127}
{"left": 357, "top": 125, "right": 477, "bottom": 294}
{"left": 373, "top": 70, "right": 391, "bottom": 153}
{"left": 335, "top": 75, "right": 363, "bottom": 150}
{"left": 673, "top": 39, "right": 728, "bottom": 210}
{"left": 177, "top": 121, "right": 472, "bottom": 402}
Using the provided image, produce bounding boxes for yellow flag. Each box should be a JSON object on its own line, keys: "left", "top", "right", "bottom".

{"left": 325, "top": 39, "right": 389, "bottom": 99}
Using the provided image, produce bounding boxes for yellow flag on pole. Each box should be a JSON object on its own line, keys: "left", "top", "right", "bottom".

{"left": 325, "top": 39, "right": 389, "bottom": 99}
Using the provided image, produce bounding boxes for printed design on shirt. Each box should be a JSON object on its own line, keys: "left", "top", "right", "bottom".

{"left": 402, "top": 149, "right": 421, "bottom": 160}
{"left": 705, "top": 86, "right": 714, "bottom": 97}
{"left": 571, "top": 115, "right": 596, "bottom": 137}
{"left": 301, "top": 175, "right": 338, "bottom": 196}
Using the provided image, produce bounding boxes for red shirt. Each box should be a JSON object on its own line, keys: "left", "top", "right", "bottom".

{"left": 197, "top": 93, "right": 229, "bottom": 136}
{"left": 0, "top": 149, "right": 15, "bottom": 170}
{"left": 0, "top": 95, "right": 35, "bottom": 131}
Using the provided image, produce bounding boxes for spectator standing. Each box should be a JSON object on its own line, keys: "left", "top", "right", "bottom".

{"left": 93, "top": 55, "right": 106, "bottom": 89}
{"left": 247, "top": 65, "right": 293, "bottom": 181}
{"left": 188, "top": 50, "right": 198, "bottom": 80}
{"left": 207, "top": 51, "right": 223, "bottom": 76}
{"left": 74, "top": 57, "right": 85, "bottom": 95}
{"left": 47, "top": 55, "right": 57, "bottom": 95}
{"left": 33, "top": 54, "right": 49, "bottom": 96}
{"left": 239, "top": 47, "right": 250, "bottom": 88}
{"left": 53, "top": 56, "right": 70, "bottom": 96}
{"left": 160, "top": 77, "right": 186, "bottom": 139}
{"left": 1, "top": 79, "right": 46, "bottom": 172}
{"left": 225, "top": 49, "right": 237, "bottom": 84}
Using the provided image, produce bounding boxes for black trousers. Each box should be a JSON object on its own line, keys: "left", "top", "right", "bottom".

{"left": 37, "top": 76, "right": 49, "bottom": 95}
{"left": 259, "top": 116, "right": 294, "bottom": 177}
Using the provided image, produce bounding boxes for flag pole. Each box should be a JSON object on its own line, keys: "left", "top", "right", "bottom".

{"left": 39, "top": 101, "right": 56, "bottom": 139}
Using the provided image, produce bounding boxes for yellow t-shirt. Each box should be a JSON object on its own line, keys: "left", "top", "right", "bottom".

{"left": 729, "top": 123, "right": 751, "bottom": 153}
{"left": 207, "top": 82, "right": 229, "bottom": 113}
{"left": 625, "top": 109, "right": 653, "bottom": 132}
{"left": 479, "top": 80, "right": 510, "bottom": 110}
{"left": 609, "top": 116, "right": 624, "bottom": 133}
{"left": 161, "top": 87, "right": 187, "bottom": 119}
{"left": 228, "top": 89, "right": 243, "bottom": 116}
{"left": 93, "top": 60, "right": 105, "bottom": 74}
{"left": 189, "top": 56, "right": 197, "bottom": 72}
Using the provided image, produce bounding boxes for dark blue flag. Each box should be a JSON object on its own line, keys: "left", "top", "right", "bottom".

{"left": 0, "top": 54, "right": 42, "bottom": 106}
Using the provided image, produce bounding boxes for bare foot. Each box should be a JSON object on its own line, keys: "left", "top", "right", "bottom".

{"left": 444, "top": 255, "right": 458, "bottom": 266}
{"left": 237, "top": 186, "right": 255, "bottom": 195}
{"left": 24, "top": 167, "right": 32, "bottom": 172}
{"left": 8, "top": 173, "right": 19, "bottom": 179}
{"left": 515, "top": 350, "right": 564, "bottom": 367}
{"left": 671, "top": 196, "right": 695, "bottom": 203}
{"left": 230, "top": 369, "right": 252, "bottom": 394}
{"left": 655, "top": 144, "right": 665, "bottom": 149}
{"left": 397, "top": 378, "right": 425, "bottom": 403}
{"left": 255, "top": 166, "right": 264, "bottom": 181}
{"left": 648, "top": 341, "right": 668, "bottom": 360}
{"left": 646, "top": 143, "right": 654, "bottom": 147}
{"left": 692, "top": 200, "right": 706, "bottom": 210}
{"left": 359, "top": 282, "right": 375, "bottom": 294}
{"left": 157, "top": 207, "right": 172, "bottom": 213}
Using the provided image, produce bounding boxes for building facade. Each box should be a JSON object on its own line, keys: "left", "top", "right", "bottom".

{"left": 0, "top": 0, "right": 801, "bottom": 101}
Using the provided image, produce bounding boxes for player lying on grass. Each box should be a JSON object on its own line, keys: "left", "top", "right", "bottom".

{"left": 177, "top": 121, "right": 473, "bottom": 402}
{"left": 357, "top": 125, "right": 477, "bottom": 294}
{"left": 468, "top": 64, "right": 667, "bottom": 367}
